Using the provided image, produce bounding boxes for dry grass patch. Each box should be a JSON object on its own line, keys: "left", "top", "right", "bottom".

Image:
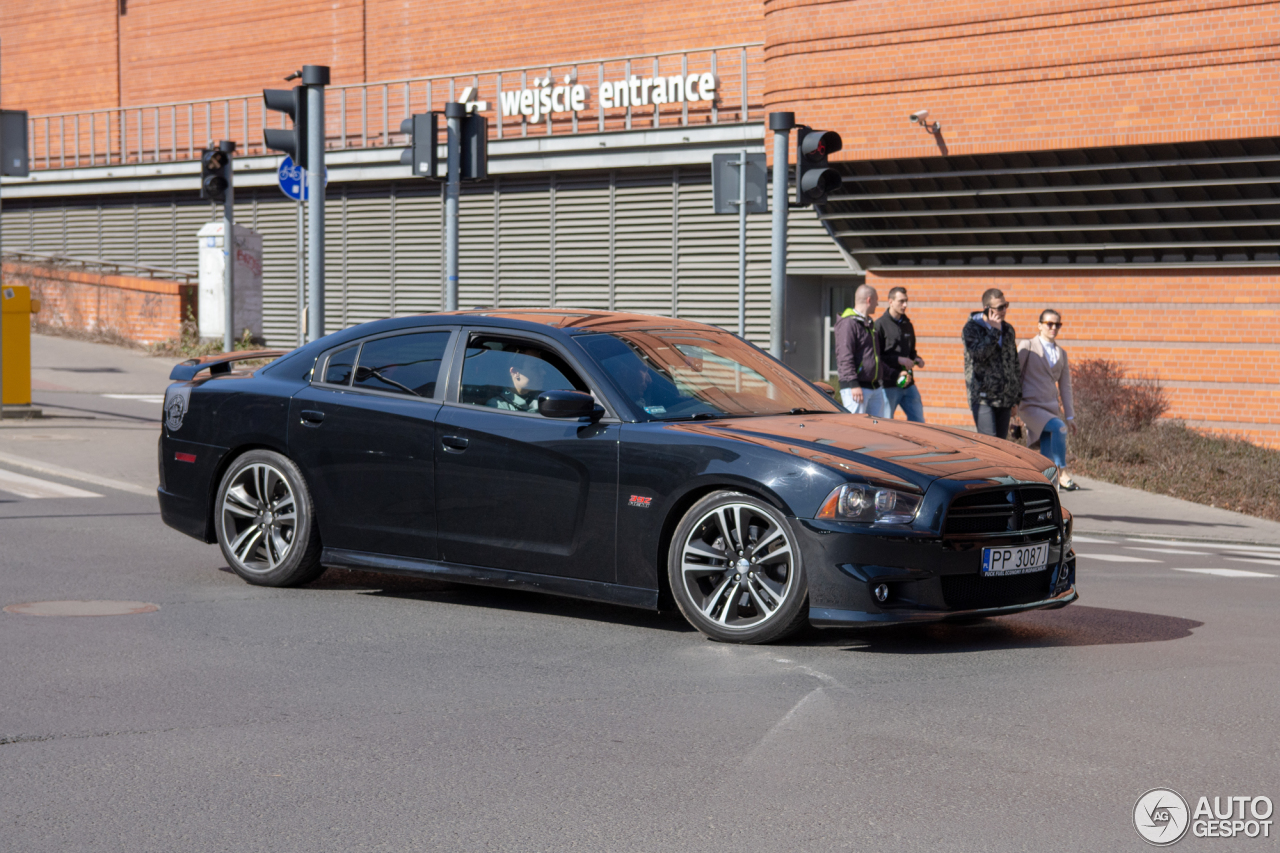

{"left": 1069, "top": 359, "right": 1280, "bottom": 522}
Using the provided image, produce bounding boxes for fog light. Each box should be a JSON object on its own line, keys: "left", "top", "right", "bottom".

{"left": 874, "top": 583, "right": 890, "bottom": 603}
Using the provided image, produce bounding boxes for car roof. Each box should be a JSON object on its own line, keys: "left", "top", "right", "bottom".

{"left": 434, "top": 309, "right": 727, "bottom": 335}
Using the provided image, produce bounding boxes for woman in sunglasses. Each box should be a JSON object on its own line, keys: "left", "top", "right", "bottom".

{"left": 1016, "top": 308, "right": 1078, "bottom": 490}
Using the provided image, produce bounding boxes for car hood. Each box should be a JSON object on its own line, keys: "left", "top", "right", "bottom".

{"left": 664, "top": 413, "right": 1052, "bottom": 489}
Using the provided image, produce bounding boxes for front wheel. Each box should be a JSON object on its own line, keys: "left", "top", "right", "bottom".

{"left": 668, "top": 491, "right": 809, "bottom": 644}
{"left": 214, "top": 449, "right": 324, "bottom": 587}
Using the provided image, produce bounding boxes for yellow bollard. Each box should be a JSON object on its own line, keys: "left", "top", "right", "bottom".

{"left": 2, "top": 284, "right": 40, "bottom": 407}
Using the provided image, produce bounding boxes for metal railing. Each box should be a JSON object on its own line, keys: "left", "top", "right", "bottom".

{"left": 1, "top": 250, "right": 197, "bottom": 284}
{"left": 21, "top": 44, "right": 763, "bottom": 172}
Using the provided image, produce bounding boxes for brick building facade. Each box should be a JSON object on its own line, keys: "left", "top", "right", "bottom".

{"left": 2, "top": 0, "right": 1278, "bottom": 445}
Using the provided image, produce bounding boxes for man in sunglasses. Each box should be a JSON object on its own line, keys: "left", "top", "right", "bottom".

{"left": 962, "top": 288, "right": 1022, "bottom": 439}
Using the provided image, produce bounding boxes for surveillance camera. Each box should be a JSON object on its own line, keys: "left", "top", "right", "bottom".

{"left": 909, "top": 109, "right": 929, "bottom": 124}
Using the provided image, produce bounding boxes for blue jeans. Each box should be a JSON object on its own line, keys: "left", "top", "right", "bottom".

{"left": 883, "top": 384, "right": 925, "bottom": 422}
{"left": 1038, "top": 418, "right": 1068, "bottom": 469}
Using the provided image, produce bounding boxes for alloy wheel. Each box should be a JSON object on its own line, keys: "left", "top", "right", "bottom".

{"left": 220, "top": 462, "right": 298, "bottom": 575}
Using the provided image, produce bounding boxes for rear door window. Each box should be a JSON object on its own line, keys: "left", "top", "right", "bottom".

{"left": 352, "top": 331, "right": 451, "bottom": 398}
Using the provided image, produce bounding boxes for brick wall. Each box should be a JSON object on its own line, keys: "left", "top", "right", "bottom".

{"left": 0, "top": 1, "right": 120, "bottom": 113}
{"left": 764, "top": 0, "right": 1280, "bottom": 161}
{"left": 865, "top": 269, "right": 1280, "bottom": 448}
{"left": 3, "top": 262, "right": 195, "bottom": 346}
{"left": 2, "top": 0, "right": 763, "bottom": 113}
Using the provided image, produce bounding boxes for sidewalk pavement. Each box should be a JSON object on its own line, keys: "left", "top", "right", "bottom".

{"left": 6, "top": 333, "right": 1280, "bottom": 545}
{"left": 1059, "top": 475, "right": 1280, "bottom": 546}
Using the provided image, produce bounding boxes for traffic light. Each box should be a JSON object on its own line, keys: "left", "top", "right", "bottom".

{"left": 460, "top": 113, "right": 487, "bottom": 181}
{"left": 0, "top": 110, "right": 30, "bottom": 177}
{"left": 200, "top": 142, "right": 234, "bottom": 202}
{"left": 794, "top": 126, "right": 842, "bottom": 206}
{"left": 263, "top": 86, "right": 307, "bottom": 168}
{"left": 399, "top": 113, "right": 438, "bottom": 179}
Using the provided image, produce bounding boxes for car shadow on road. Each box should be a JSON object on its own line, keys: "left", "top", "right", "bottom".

{"left": 797, "top": 606, "right": 1203, "bottom": 653}
{"left": 306, "top": 567, "right": 698, "bottom": 634}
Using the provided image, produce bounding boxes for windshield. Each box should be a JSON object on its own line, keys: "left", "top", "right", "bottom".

{"left": 577, "top": 328, "right": 840, "bottom": 420}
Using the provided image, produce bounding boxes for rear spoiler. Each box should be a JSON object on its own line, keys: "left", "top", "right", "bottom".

{"left": 169, "top": 349, "right": 287, "bottom": 381}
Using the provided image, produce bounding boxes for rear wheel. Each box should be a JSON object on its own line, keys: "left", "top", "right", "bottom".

{"left": 214, "top": 450, "right": 323, "bottom": 587}
{"left": 668, "top": 491, "right": 809, "bottom": 644}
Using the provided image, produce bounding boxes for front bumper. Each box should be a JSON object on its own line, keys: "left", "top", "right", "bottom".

{"left": 797, "top": 517, "right": 1077, "bottom": 627}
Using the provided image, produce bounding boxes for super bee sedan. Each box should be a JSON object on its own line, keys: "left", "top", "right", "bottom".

{"left": 158, "top": 310, "right": 1077, "bottom": 644}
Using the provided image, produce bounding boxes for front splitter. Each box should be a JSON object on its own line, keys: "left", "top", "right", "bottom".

{"left": 808, "top": 588, "right": 1079, "bottom": 628}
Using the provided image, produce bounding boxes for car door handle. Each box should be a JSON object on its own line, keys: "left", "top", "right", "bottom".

{"left": 300, "top": 409, "right": 325, "bottom": 426}
{"left": 441, "top": 435, "right": 469, "bottom": 451}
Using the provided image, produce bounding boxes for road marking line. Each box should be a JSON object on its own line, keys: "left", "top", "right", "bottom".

{"left": 102, "top": 394, "right": 165, "bottom": 404}
{"left": 1126, "top": 546, "right": 1210, "bottom": 555}
{"left": 0, "top": 450, "right": 153, "bottom": 496}
{"left": 1222, "top": 546, "right": 1280, "bottom": 557}
{"left": 0, "top": 468, "right": 100, "bottom": 499}
{"left": 1127, "top": 538, "right": 1280, "bottom": 553}
{"left": 1076, "top": 553, "right": 1162, "bottom": 562}
{"left": 1069, "top": 535, "right": 1114, "bottom": 543}
{"left": 1225, "top": 556, "right": 1280, "bottom": 567}
{"left": 1175, "top": 568, "right": 1276, "bottom": 578}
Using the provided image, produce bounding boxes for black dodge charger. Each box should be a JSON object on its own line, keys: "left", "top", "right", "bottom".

{"left": 158, "top": 309, "right": 1076, "bottom": 644}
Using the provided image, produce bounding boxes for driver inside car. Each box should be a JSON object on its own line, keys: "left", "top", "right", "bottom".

{"left": 487, "top": 351, "right": 547, "bottom": 412}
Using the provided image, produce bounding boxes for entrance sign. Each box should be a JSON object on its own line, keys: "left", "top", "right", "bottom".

{"left": 497, "top": 73, "right": 717, "bottom": 124}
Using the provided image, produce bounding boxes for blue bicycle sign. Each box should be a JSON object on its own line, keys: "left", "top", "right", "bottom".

{"left": 277, "top": 156, "right": 328, "bottom": 201}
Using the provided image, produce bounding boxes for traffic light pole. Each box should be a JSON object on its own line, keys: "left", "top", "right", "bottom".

{"left": 769, "top": 112, "right": 794, "bottom": 360}
{"left": 304, "top": 65, "right": 329, "bottom": 342}
{"left": 444, "top": 102, "right": 464, "bottom": 312}
{"left": 222, "top": 165, "right": 235, "bottom": 354}
{"left": 217, "top": 139, "right": 235, "bottom": 350}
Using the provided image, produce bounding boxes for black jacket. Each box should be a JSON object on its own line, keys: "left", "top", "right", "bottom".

{"left": 834, "top": 312, "right": 880, "bottom": 389}
{"left": 961, "top": 312, "right": 1021, "bottom": 408}
{"left": 875, "top": 311, "right": 917, "bottom": 386}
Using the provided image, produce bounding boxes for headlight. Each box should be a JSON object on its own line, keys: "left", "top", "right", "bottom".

{"left": 817, "top": 483, "right": 922, "bottom": 525}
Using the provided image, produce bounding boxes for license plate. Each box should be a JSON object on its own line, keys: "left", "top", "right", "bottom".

{"left": 982, "top": 542, "right": 1049, "bottom": 576}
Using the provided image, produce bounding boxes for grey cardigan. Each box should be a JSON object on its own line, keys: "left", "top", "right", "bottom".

{"left": 1016, "top": 336, "right": 1075, "bottom": 443}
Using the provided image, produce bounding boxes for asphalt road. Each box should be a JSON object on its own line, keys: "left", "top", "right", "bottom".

{"left": 2, "top": 457, "right": 1277, "bottom": 852}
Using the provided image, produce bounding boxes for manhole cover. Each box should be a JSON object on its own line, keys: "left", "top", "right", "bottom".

{"left": 3, "top": 600, "right": 159, "bottom": 617}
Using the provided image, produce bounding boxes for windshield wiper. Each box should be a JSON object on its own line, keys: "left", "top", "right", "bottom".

{"left": 655, "top": 411, "right": 734, "bottom": 422}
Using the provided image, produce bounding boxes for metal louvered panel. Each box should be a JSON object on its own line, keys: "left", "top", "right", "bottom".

{"left": 136, "top": 201, "right": 175, "bottom": 269}
{"left": 391, "top": 182, "right": 443, "bottom": 316}
{"left": 30, "top": 202, "right": 65, "bottom": 255}
{"left": 64, "top": 205, "right": 100, "bottom": 259}
{"left": 459, "top": 181, "right": 497, "bottom": 310}
{"left": 613, "top": 169, "right": 673, "bottom": 317}
{"left": 248, "top": 189, "right": 304, "bottom": 346}
{"left": 0, "top": 204, "right": 31, "bottom": 252}
{"left": 322, "top": 186, "right": 347, "bottom": 335}
{"left": 495, "top": 176, "right": 552, "bottom": 308}
{"left": 343, "top": 183, "right": 395, "bottom": 327}
{"left": 95, "top": 197, "right": 140, "bottom": 265}
{"left": 552, "top": 172, "right": 612, "bottom": 311}
{"left": 822, "top": 138, "right": 1280, "bottom": 269}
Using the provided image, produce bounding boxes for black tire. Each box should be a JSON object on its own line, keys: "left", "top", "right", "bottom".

{"left": 668, "top": 490, "right": 809, "bottom": 644}
{"left": 214, "top": 449, "right": 324, "bottom": 587}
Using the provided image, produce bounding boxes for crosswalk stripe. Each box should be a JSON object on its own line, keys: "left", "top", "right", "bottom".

{"left": 1126, "top": 546, "right": 1210, "bottom": 555}
{"left": 0, "top": 468, "right": 101, "bottom": 499}
{"left": 1175, "top": 568, "right": 1276, "bottom": 578}
{"left": 1225, "top": 556, "right": 1280, "bottom": 567}
{"left": 1127, "top": 538, "right": 1280, "bottom": 553}
{"left": 1070, "top": 536, "right": 1113, "bottom": 543}
{"left": 102, "top": 394, "right": 165, "bottom": 404}
{"left": 1076, "top": 553, "right": 1162, "bottom": 563}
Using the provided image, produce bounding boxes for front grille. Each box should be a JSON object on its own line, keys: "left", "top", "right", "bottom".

{"left": 943, "top": 486, "right": 1058, "bottom": 537}
{"left": 941, "top": 569, "right": 1054, "bottom": 610}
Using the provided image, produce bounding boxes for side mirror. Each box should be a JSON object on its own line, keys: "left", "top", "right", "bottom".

{"left": 813, "top": 380, "right": 836, "bottom": 397}
{"left": 537, "top": 389, "right": 598, "bottom": 419}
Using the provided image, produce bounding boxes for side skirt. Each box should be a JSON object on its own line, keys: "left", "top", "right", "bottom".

{"left": 321, "top": 548, "right": 660, "bottom": 611}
